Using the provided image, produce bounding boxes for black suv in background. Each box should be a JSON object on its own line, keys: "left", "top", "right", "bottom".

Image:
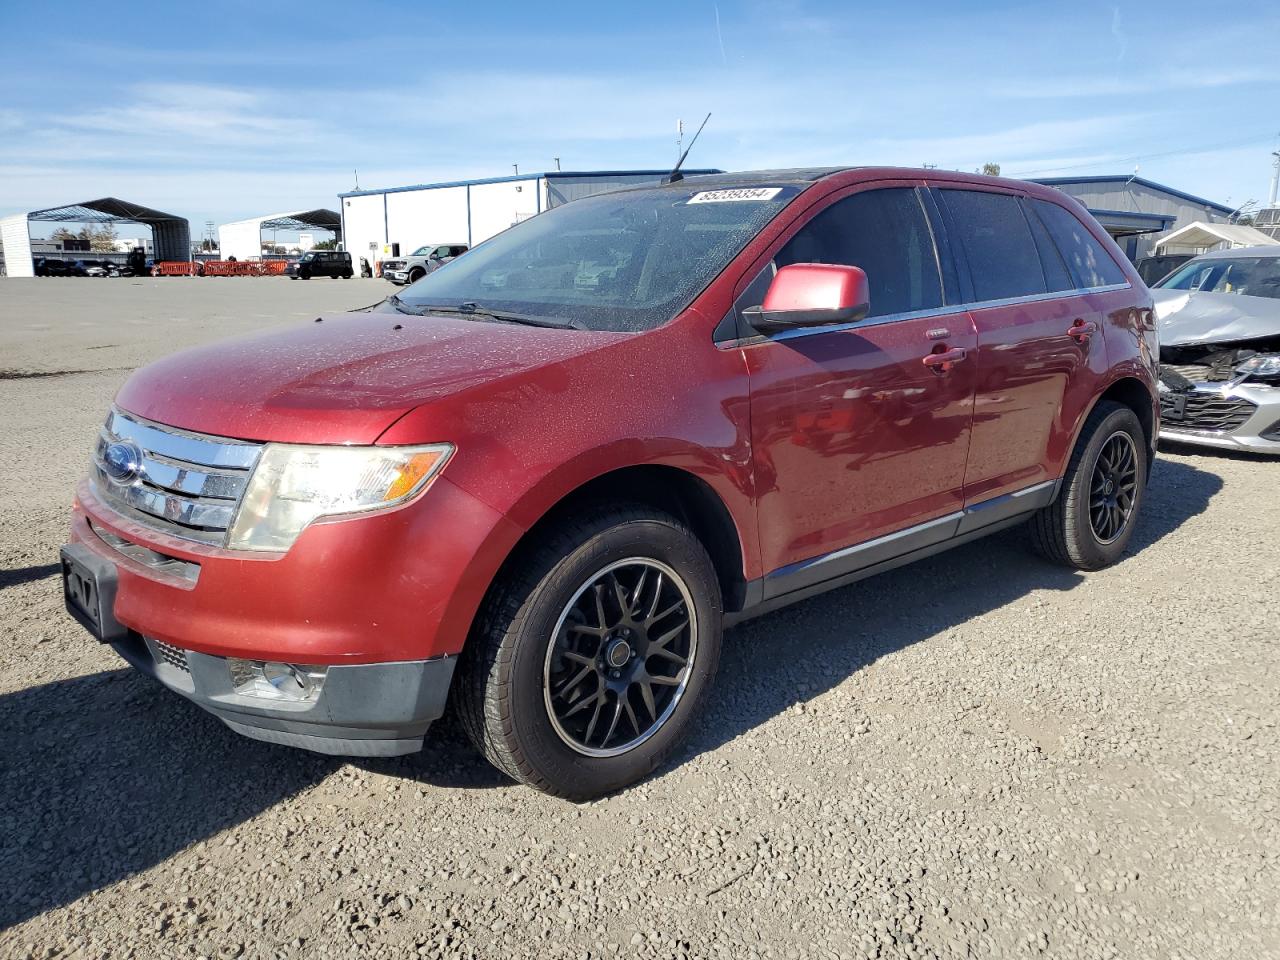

{"left": 286, "top": 250, "right": 354, "bottom": 279}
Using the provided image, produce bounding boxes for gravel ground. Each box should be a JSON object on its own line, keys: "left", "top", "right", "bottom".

{"left": 1, "top": 278, "right": 1277, "bottom": 960}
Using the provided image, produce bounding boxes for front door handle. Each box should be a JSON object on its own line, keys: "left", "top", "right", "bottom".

{"left": 922, "top": 347, "right": 967, "bottom": 371}
{"left": 1068, "top": 319, "right": 1098, "bottom": 342}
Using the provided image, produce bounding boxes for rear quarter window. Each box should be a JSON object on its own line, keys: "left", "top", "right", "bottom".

{"left": 1031, "top": 199, "right": 1127, "bottom": 289}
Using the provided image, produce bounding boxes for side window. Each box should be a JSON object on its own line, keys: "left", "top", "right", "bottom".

{"left": 1022, "top": 199, "right": 1074, "bottom": 292}
{"left": 939, "top": 190, "right": 1046, "bottom": 301}
{"left": 1031, "top": 199, "right": 1127, "bottom": 289}
{"left": 776, "top": 188, "right": 942, "bottom": 318}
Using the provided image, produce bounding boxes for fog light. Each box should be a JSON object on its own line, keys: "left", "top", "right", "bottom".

{"left": 228, "top": 659, "right": 328, "bottom": 702}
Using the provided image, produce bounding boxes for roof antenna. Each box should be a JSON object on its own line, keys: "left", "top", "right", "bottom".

{"left": 666, "top": 112, "right": 710, "bottom": 183}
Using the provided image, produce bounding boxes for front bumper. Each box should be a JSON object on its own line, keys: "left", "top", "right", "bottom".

{"left": 110, "top": 629, "right": 455, "bottom": 756}
{"left": 1159, "top": 381, "right": 1280, "bottom": 454}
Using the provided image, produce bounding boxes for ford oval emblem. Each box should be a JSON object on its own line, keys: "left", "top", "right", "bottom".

{"left": 102, "top": 441, "right": 144, "bottom": 485}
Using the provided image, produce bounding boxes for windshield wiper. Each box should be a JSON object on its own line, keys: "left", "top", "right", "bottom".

{"left": 385, "top": 293, "right": 421, "bottom": 315}
{"left": 408, "top": 302, "right": 585, "bottom": 330}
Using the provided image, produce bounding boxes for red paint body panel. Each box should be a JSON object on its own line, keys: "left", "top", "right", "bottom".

{"left": 744, "top": 309, "right": 978, "bottom": 574}
{"left": 71, "top": 475, "right": 523, "bottom": 663}
{"left": 73, "top": 167, "right": 1157, "bottom": 670}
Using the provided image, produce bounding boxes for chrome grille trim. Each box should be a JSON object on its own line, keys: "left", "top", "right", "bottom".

{"left": 89, "top": 519, "right": 201, "bottom": 583}
{"left": 106, "top": 410, "right": 260, "bottom": 469}
{"left": 89, "top": 409, "right": 262, "bottom": 545}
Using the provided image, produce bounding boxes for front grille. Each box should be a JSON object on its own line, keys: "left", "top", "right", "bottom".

{"left": 1161, "top": 362, "right": 1218, "bottom": 383}
{"left": 382, "top": 260, "right": 404, "bottom": 271}
{"left": 1161, "top": 390, "right": 1257, "bottom": 433}
{"left": 150, "top": 638, "right": 190, "bottom": 673}
{"left": 91, "top": 409, "right": 261, "bottom": 546}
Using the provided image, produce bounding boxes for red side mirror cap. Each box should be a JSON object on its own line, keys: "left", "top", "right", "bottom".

{"left": 744, "top": 263, "right": 871, "bottom": 330}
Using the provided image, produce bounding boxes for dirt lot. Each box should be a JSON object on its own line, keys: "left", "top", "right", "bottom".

{"left": 1, "top": 277, "right": 1276, "bottom": 960}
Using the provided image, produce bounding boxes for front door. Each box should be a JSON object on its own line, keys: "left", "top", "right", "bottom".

{"left": 743, "top": 186, "right": 978, "bottom": 598}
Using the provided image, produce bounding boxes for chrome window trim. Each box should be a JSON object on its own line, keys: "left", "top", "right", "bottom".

{"left": 740, "top": 281, "right": 1132, "bottom": 346}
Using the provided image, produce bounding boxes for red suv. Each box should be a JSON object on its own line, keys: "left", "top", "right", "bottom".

{"left": 62, "top": 168, "right": 1158, "bottom": 798}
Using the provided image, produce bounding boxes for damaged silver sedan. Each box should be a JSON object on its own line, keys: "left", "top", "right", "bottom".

{"left": 1153, "top": 246, "right": 1280, "bottom": 453}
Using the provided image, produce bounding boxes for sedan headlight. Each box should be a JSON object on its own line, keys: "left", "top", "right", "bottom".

{"left": 228, "top": 443, "right": 453, "bottom": 551}
{"left": 1235, "top": 354, "right": 1280, "bottom": 378}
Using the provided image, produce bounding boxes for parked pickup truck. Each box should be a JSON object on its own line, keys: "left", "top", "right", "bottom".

{"left": 382, "top": 243, "right": 468, "bottom": 285}
{"left": 61, "top": 168, "right": 1158, "bottom": 799}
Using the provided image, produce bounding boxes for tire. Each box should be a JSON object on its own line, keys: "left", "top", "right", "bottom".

{"left": 456, "top": 504, "right": 723, "bottom": 799}
{"left": 342, "top": 270, "right": 353, "bottom": 279}
{"left": 1030, "top": 400, "right": 1147, "bottom": 570}
{"left": 408, "top": 268, "right": 425, "bottom": 284}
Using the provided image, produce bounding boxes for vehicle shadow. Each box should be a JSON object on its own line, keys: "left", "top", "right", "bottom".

{"left": 0, "top": 562, "right": 61, "bottom": 591}
{"left": 0, "top": 670, "right": 499, "bottom": 932}
{"left": 678, "top": 455, "right": 1223, "bottom": 770}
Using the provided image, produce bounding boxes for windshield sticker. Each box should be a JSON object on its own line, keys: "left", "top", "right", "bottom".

{"left": 687, "top": 187, "right": 783, "bottom": 204}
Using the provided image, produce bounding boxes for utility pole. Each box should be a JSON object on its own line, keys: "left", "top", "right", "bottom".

{"left": 1269, "top": 150, "right": 1279, "bottom": 208}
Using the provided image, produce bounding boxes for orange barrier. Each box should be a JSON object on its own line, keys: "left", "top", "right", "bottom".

{"left": 196, "top": 260, "right": 292, "bottom": 277}
{"left": 204, "top": 260, "right": 264, "bottom": 277}
{"left": 153, "top": 261, "right": 197, "bottom": 276}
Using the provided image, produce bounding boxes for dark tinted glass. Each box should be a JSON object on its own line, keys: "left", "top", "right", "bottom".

{"left": 1023, "top": 199, "right": 1074, "bottom": 292}
{"left": 1032, "top": 199, "right": 1127, "bottom": 289}
{"left": 776, "top": 188, "right": 942, "bottom": 318}
{"left": 940, "top": 190, "right": 1046, "bottom": 301}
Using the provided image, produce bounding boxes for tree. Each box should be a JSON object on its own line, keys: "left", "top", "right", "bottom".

{"left": 312, "top": 238, "right": 339, "bottom": 251}
{"left": 89, "top": 224, "right": 118, "bottom": 252}
{"left": 980, "top": 162, "right": 1001, "bottom": 177}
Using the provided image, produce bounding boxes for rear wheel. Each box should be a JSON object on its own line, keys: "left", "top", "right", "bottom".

{"left": 456, "top": 505, "right": 722, "bottom": 799}
{"left": 1030, "top": 401, "right": 1147, "bottom": 570}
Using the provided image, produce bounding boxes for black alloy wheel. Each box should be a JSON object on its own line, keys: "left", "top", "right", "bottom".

{"left": 544, "top": 559, "right": 696, "bottom": 757}
{"left": 1088, "top": 431, "right": 1138, "bottom": 544}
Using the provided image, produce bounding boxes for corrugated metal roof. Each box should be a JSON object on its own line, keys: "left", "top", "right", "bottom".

{"left": 1032, "top": 176, "right": 1233, "bottom": 215}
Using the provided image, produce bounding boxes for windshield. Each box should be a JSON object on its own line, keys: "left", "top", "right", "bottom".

{"left": 397, "top": 184, "right": 802, "bottom": 332}
{"left": 1156, "top": 256, "right": 1280, "bottom": 301}
{"left": 411, "top": 246, "right": 432, "bottom": 257}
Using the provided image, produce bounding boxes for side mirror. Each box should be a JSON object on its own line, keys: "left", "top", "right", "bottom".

{"left": 743, "top": 263, "right": 870, "bottom": 330}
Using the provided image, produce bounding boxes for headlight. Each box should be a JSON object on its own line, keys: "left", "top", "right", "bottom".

{"left": 1235, "top": 354, "right": 1280, "bottom": 378}
{"left": 227, "top": 443, "right": 452, "bottom": 551}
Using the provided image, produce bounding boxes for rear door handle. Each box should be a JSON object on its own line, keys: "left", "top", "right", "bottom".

{"left": 922, "top": 347, "right": 967, "bottom": 371}
{"left": 1069, "top": 319, "right": 1098, "bottom": 342}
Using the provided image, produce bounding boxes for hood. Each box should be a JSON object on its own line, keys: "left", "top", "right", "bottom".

{"left": 115, "top": 312, "right": 625, "bottom": 444}
{"left": 1153, "top": 288, "right": 1280, "bottom": 347}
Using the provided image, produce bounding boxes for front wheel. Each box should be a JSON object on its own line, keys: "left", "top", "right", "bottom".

{"left": 456, "top": 505, "right": 723, "bottom": 799}
{"left": 1030, "top": 401, "right": 1147, "bottom": 570}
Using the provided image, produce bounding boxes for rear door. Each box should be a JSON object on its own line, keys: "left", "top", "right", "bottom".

{"left": 741, "top": 184, "right": 979, "bottom": 598}
{"left": 932, "top": 186, "right": 1110, "bottom": 506}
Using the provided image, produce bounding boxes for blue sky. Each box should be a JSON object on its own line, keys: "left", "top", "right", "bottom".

{"left": 2, "top": 0, "right": 1278, "bottom": 232}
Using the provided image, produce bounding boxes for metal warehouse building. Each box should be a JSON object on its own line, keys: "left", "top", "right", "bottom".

{"left": 339, "top": 169, "right": 719, "bottom": 270}
{"left": 1031, "top": 175, "right": 1234, "bottom": 262}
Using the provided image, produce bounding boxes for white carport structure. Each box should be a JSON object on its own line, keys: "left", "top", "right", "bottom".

{"left": 1, "top": 198, "right": 190, "bottom": 277}
{"left": 1155, "top": 221, "right": 1279, "bottom": 255}
{"left": 218, "top": 209, "right": 342, "bottom": 261}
